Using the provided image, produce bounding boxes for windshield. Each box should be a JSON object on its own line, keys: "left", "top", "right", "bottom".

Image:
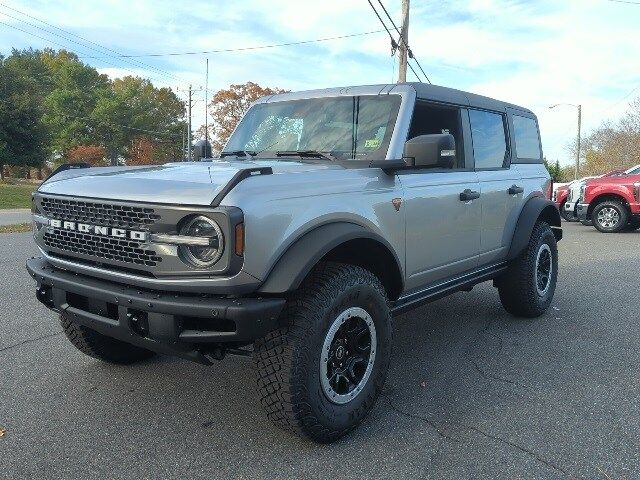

{"left": 223, "top": 95, "right": 402, "bottom": 161}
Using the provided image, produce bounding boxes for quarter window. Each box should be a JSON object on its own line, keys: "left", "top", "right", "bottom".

{"left": 512, "top": 115, "right": 541, "bottom": 159}
{"left": 469, "top": 110, "right": 508, "bottom": 169}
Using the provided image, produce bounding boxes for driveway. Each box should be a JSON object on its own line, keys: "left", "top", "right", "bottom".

{"left": 0, "top": 208, "right": 31, "bottom": 226}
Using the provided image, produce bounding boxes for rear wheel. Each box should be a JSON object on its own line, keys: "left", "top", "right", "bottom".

{"left": 498, "top": 221, "right": 558, "bottom": 318}
{"left": 253, "top": 262, "right": 392, "bottom": 443}
{"left": 592, "top": 200, "right": 628, "bottom": 233}
{"left": 61, "top": 314, "right": 156, "bottom": 364}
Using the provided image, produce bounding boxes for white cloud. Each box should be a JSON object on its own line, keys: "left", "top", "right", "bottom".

{"left": 1, "top": 0, "right": 639, "bottom": 164}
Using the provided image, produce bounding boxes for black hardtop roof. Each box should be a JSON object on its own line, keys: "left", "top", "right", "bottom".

{"left": 260, "top": 83, "right": 535, "bottom": 117}
{"left": 403, "top": 82, "right": 534, "bottom": 116}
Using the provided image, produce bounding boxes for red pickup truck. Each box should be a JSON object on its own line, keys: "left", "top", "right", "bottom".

{"left": 553, "top": 184, "right": 571, "bottom": 221}
{"left": 577, "top": 174, "right": 640, "bottom": 232}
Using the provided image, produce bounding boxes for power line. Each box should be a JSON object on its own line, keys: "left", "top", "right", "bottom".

{"left": 605, "top": 0, "right": 640, "bottom": 4}
{"left": 375, "top": 0, "right": 431, "bottom": 84}
{"left": 365, "top": 0, "right": 423, "bottom": 82}
{"left": 76, "top": 29, "right": 386, "bottom": 58}
{"left": 0, "top": 19, "right": 175, "bottom": 87}
{"left": 0, "top": 3, "right": 181, "bottom": 85}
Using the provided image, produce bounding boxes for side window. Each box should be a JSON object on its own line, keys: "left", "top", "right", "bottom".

{"left": 512, "top": 115, "right": 541, "bottom": 160}
{"left": 469, "top": 110, "right": 508, "bottom": 169}
{"left": 408, "top": 102, "right": 465, "bottom": 168}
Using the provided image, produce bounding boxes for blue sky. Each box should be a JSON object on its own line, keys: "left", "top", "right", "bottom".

{"left": 1, "top": 0, "right": 639, "bottom": 165}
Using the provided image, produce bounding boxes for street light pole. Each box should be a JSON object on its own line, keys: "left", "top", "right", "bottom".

{"left": 575, "top": 104, "right": 581, "bottom": 180}
{"left": 548, "top": 103, "right": 582, "bottom": 180}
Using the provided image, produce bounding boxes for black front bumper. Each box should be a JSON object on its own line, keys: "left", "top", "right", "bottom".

{"left": 577, "top": 203, "right": 589, "bottom": 222}
{"left": 26, "top": 257, "right": 285, "bottom": 364}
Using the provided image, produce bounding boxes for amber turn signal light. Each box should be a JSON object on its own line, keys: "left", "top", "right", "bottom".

{"left": 235, "top": 223, "right": 245, "bottom": 256}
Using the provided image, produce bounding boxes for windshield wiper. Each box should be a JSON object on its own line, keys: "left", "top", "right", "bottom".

{"left": 275, "top": 150, "right": 337, "bottom": 161}
{"left": 219, "top": 150, "right": 257, "bottom": 158}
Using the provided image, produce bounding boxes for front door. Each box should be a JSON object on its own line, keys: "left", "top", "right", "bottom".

{"left": 399, "top": 170, "right": 481, "bottom": 291}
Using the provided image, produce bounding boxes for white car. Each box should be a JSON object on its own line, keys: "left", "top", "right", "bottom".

{"left": 564, "top": 176, "right": 598, "bottom": 220}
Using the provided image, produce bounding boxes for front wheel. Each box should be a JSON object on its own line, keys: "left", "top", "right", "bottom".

{"left": 253, "top": 262, "right": 392, "bottom": 443}
{"left": 61, "top": 314, "right": 156, "bottom": 364}
{"left": 592, "top": 200, "right": 628, "bottom": 233}
{"left": 497, "top": 222, "right": 558, "bottom": 318}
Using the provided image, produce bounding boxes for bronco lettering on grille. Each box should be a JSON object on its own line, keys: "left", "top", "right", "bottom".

{"left": 48, "top": 219, "right": 148, "bottom": 241}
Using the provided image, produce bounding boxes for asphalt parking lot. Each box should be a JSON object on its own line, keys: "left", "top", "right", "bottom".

{"left": 1, "top": 222, "right": 638, "bottom": 479}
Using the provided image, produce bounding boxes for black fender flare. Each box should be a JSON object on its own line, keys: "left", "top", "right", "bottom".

{"left": 507, "top": 196, "right": 562, "bottom": 261}
{"left": 258, "top": 222, "right": 403, "bottom": 295}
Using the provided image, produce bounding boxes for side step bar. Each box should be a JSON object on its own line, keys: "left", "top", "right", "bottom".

{"left": 391, "top": 262, "right": 508, "bottom": 316}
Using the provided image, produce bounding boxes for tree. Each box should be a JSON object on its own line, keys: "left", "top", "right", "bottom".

{"left": 543, "top": 158, "right": 562, "bottom": 181}
{"left": 0, "top": 50, "right": 49, "bottom": 179}
{"left": 43, "top": 55, "right": 111, "bottom": 155}
{"left": 203, "top": 82, "right": 287, "bottom": 153}
{"left": 568, "top": 96, "right": 640, "bottom": 176}
{"left": 128, "top": 136, "right": 158, "bottom": 165}
{"left": 66, "top": 145, "right": 106, "bottom": 165}
{"left": 91, "top": 76, "right": 186, "bottom": 165}
{"left": 0, "top": 47, "right": 187, "bottom": 174}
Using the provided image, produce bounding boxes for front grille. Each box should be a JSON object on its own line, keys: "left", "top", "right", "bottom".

{"left": 567, "top": 190, "right": 574, "bottom": 202}
{"left": 40, "top": 197, "right": 160, "bottom": 230}
{"left": 43, "top": 229, "right": 162, "bottom": 267}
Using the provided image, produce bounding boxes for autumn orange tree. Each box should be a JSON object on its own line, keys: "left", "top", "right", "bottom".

{"left": 202, "top": 82, "right": 287, "bottom": 153}
{"left": 67, "top": 145, "right": 106, "bottom": 165}
{"left": 567, "top": 96, "right": 640, "bottom": 176}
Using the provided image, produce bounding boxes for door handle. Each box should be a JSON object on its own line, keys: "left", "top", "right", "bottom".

{"left": 508, "top": 185, "right": 524, "bottom": 195}
{"left": 459, "top": 189, "right": 480, "bottom": 201}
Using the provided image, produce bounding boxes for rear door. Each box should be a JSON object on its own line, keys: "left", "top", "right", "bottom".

{"left": 468, "top": 108, "right": 522, "bottom": 265}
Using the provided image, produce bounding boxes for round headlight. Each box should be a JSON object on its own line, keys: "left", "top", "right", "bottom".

{"left": 179, "top": 216, "right": 224, "bottom": 267}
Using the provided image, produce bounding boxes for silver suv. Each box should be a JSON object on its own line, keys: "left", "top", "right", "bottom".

{"left": 27, "top": 83, "right": 562, "bottom": 442}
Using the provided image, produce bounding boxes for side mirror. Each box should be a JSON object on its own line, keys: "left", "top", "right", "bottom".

{"left": 404, "top": 134, "right": 456, "bottom": 169}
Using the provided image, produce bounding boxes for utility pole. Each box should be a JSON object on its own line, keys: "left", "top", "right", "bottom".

{"left": 397, "top": 0, "right": 410, "bottom": 83}
{"left": 205, "top": 59, "right": 209, "bottom": 152}
{"left": 548, "top": 103, "right": 582, "bottom": 180}
{"left": 575, "top": 104, "right": 582, "bottom": 180}
{"left": 187, "top": 84, "right": 193, "bottom": 161}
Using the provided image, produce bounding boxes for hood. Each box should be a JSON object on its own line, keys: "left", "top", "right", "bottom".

{"left": 38, "top": 160, "right": 341, "bottom": 206}
{"left": 586, "top": 173, "right": 640, "bottom": 187}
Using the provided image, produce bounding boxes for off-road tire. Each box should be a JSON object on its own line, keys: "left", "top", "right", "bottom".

{"left": 559, "top": 202, "right": 573, "bottom": 222}
{"left": 498, "top": 221, "right": 558, "bottom": 318}
{"left": 592, "top": 200, "right": 628, "bottom": 233}
{"left": 253, "top": 262, "right": 392, "bottom": 443}
{"left": 60, "top": 314, "right": 156, "bottom": 364}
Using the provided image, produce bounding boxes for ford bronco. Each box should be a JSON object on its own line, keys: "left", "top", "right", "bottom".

{"left": 27, "top": 83, "right": 561, "bottom": 443}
